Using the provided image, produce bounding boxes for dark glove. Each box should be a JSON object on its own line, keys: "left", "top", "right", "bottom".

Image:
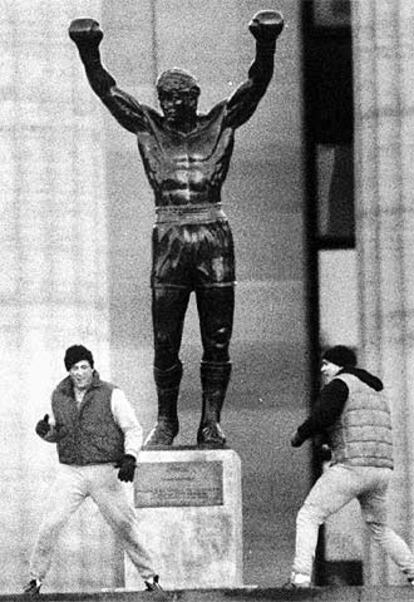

{"left": 35, "top": 414, "right": 50, "bottom": 438}
{"left": 318, "top": 443, "right": 332, "bottom": 463}
{"left": 291, "top": 430, "right": 304, "bottom": 447}
{"left": 115, "top": 454, "right": 136, "bottom": 482}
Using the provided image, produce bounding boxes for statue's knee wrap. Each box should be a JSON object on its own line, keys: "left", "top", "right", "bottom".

{"left": 202, "top": 326, "right": 232, "bottom": 364}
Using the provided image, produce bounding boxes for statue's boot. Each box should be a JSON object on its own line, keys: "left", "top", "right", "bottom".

{"left": 144, "top": 362, "right": 182, "bottom": 448}
{"left": 197, "top": 361, "right": 232, "bottom": 448}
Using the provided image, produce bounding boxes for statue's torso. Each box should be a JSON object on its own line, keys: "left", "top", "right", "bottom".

{"left": 137, "top": 103, "right": 235, "bottom": 206}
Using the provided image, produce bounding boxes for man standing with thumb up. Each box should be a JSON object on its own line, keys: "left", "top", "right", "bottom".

{"left": 24, "top": 345, "right": 163, "bottom": 596}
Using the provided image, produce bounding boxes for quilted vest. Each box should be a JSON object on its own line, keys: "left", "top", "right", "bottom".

{"left": 51, "top": 373, "right": 125, "bottom": 465}
{"left": 327, "top": 373, "right": 393, "bottom": 468}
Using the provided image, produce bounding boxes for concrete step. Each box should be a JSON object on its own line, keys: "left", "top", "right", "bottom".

{"left": 3, "top": 586, "right": 414, "bottom": 602}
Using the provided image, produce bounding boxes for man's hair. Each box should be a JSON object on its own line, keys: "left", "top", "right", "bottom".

{"left": 156, "top": 68, "right": 200, "bottom": 99}
{"left": 64, "top": 345, "right": 94, "bottom": 371}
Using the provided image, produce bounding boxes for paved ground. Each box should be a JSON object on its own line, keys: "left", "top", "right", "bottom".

{"left": 3, "top": 586, "right": 414, "bottom": 602}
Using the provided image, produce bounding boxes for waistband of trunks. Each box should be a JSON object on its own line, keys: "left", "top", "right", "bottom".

{"left": 155, "top": 203, "right": 227, "bottom": 225}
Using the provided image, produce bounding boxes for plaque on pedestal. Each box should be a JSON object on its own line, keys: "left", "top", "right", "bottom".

{"left": 124, "top": 448, "right": 243, "bottom": 590}
{"left": 135, "top": 459, "right": 224, "bottom": 507}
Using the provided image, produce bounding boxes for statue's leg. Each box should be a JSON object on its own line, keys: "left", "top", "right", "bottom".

{"left": 195, "top": 285, "right": 235, "bottom": 448}
{"left": 144, "top": 285, "right": 191, "bottom": 448}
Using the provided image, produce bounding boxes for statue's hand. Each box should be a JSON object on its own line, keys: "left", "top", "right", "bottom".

{"left": 249, "top": 10, "right": 284, "bottom": 42}
{"left": 69, "top": 18, "right": 103, "bottom": 47}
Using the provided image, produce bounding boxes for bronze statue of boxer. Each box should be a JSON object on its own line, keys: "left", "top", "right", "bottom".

{"left": 69, "top": 10, "right": 284, "bottom": 449}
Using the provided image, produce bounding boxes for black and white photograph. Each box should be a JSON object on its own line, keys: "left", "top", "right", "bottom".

{"left": 1, "top": 1, "right": 413, "bottom": 601}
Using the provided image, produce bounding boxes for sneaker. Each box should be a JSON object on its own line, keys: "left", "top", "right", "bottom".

{"left": 144, "top": 575, "right": 164, "bottom": 592}
{"left": 283, "top": 581, "right": 312, "bottom": 590}
{"left": 285, "top": 572, "right": 312, "bottom": 589}
{"left": 23, "top": 579, "right": 42, "bottom": 596}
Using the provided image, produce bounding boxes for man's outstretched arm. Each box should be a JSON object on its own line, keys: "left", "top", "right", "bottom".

{"left": 224, "top": 10, "right": 284, "bottom": 130}
{"left": 69, "top": 18, "right": 148, "bottom": 133}
{"left": 290, "top": 379, "right": 349, "bottom": 447}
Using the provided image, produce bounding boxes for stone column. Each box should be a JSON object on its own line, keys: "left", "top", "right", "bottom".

{"left": 352, "top": 0, "right": 414, "bottom": 585}
{"left": 0, "top": 0, "right": 121, "bottom": 593}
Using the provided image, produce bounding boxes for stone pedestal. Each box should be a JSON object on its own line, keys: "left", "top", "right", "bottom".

{"left": 125, "top": 449, "right": 243, "bottom": 590}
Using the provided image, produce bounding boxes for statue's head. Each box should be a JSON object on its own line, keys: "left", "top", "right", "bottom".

{"left": 156, "top": 68, "right": 200, "bottom": 126}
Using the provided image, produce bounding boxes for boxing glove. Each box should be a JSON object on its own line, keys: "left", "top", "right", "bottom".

{"left": 69, "top": 18, "right": 103, "bottom": 47}
{"left": 249, "top": 10, "right": 284, "bottom": 42}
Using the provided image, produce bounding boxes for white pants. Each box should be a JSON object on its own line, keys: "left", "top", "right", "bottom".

{"left": 30, "top": 464, "right": 156, "bottom": 582}
{"left": 293, "top": 463, "right": 414, "bottom": 581}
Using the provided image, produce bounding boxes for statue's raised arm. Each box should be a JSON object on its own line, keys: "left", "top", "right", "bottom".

{"left": 224, "top": 10, "right": 284, "bottom": 129}
{"left": 69, "top": 18, "right": 149, "bottom": 133}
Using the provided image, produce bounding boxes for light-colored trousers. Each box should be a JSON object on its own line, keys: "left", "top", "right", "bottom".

{"left": 30, "top": 463, "right": 156, "bottom": 582}
{"left": 293, "top": 463, "right": 414, "bottom": 581}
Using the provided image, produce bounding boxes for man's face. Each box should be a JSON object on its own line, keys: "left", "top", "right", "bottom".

{"left": 320, "top": 359, "right": 341, "bottom": 385}
{"left": 69, "top": 360, "right": 93, "bottom": 390}
{"left": 159, "top": 90, "right": 198, "bottom": 125}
